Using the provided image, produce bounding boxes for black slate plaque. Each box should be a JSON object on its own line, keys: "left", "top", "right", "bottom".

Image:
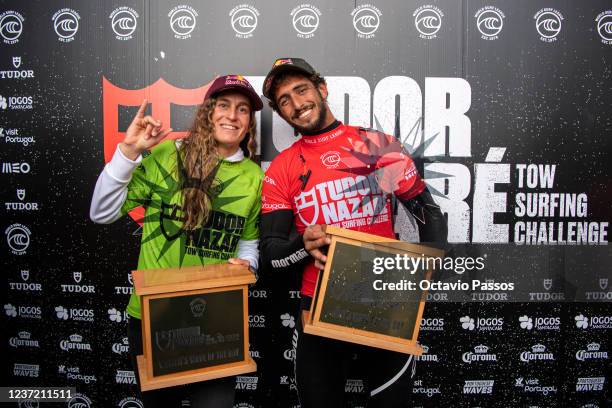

{"left": 149, "top": 289, "right": 244, "bottom": 377}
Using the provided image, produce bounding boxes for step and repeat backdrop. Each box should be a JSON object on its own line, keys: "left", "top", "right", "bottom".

{"left": 1, "top": 0, "right": 611, "bottom": 407}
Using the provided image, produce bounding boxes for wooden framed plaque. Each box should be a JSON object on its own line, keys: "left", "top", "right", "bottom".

{"left": 132, "top": 264, "right": 257, "bottom": 391}
{"left": 303, "top": 226, "right": 444, "bottom": 356}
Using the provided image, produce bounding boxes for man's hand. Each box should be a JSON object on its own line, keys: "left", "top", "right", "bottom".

{"left": 120, "top": 99, "right": 173, "bottom": 160}
{"left": 303, "top": 225, "right": 331, "bottom": 270}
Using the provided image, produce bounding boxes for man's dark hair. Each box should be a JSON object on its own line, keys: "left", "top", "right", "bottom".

{"left": 267, "top": 71, "right": 326, "bottom": 112}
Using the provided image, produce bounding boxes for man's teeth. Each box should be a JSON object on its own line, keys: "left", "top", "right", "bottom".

{"left": 221, "top": 124, "right": 238, "bottom": 130}
{"left": 299, "top": 109, "right": 312, "bottom": 119}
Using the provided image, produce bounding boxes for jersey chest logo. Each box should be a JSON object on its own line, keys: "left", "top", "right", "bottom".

{"left": 294, "top": 188, "right": 319, "bottom": 226}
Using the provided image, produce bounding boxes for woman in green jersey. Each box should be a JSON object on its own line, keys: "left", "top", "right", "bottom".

{"left": 90, "top": 75, "right": 264, "bottom": 407}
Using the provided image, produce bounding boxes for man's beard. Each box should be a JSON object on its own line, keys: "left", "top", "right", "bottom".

{"left": 287, "top": 96, "right": 329, "bottom": 135}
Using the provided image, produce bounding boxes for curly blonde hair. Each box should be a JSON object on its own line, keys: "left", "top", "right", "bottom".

{"left": 179, "top": 96, "right": 257, "bottom": 230}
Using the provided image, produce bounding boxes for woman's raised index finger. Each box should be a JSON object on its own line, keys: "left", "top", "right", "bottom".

{"left": 136, "top": 99, "right": 148, "bottom": 118}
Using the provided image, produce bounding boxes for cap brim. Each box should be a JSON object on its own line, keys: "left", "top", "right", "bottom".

{"left": 263, "top": 65, "right": 313, "bottom": 100}
{"left": 210, "top": 85, "right": 263, "bottom": 111}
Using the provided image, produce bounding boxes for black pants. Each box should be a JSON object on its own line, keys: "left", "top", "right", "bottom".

{"left": 294, "top": 298, "right": 416, "bottom": 408}
{"left": 127, "top": 316, "right": 236, "bottom": 408}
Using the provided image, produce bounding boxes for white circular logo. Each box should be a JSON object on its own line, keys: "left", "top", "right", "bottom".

{"left": 320, "top": 151, "right": 341, "bottom": 169}
{"left": 536, "top": 11, "right": 562, "bottom": 39}
{"left": 352, "top": 7, "right": 380, "bottom": 36}
{"left": 53, "top": 9, "right": 80, "bottom": 41}
{"left": 476, "top": 9, "right": 503, "bottom": 38}
{"left": 0, "top": 11, "right": 24, "bottom": 43}
{"left": 6, "top": 223, "right": 30, "bottom": 255}
{"left": 111, "top": 8, "right": 138, "bottom": 38}
{"left": 118, "top": 397, "right": 143, "bottom": 408}
{"left": 292, "top": 6, "right": 320, "bottom": 36}
{"left": 169, "top": 6, "right": 197, "bottom": 37}
{"left": 415, "top": 8, "right": 442, "bottom": 37}
{"left": 67, "top": 394, "right": 92, "bottom": 408}
{"left": 230, "top": 6, "right": 258, "bottom": 36}
{"left": 596, "top": 12, "right": 612, "bottom": 42}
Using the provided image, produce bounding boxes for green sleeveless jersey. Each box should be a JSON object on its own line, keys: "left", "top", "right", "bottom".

{"left": 123, "top": 140, "right": 263, "bottom": 319}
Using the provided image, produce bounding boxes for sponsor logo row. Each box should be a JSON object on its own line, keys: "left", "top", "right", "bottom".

{"left": 9, "top": 361, "right": 609, "bottom": 399}
{"left": 1, "top": 7, "right": 611, "bottom": 44}
{"left": 7, "top": 327, "right": 608, "bottom": 367}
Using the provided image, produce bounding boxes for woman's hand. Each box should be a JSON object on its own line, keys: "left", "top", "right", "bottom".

{"left": 228, "top": 258, "right": 252, "bottom": 270}
{"left": 120, "top": 99, "right": 173, "bottom": 160}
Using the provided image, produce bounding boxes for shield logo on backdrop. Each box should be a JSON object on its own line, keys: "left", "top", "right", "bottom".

{"left": 543, "top": 278, "right": 552, "bottom": 291}
{"left": 21, "top": 270, "right": 29, "bottom": 281}
{"left": 102, "top": 77, "right": 213, "bottom": 226}
{"left": 294, "top": 188, "right": 320, "bottom": 226}
{"left": 12, "top": 56, "right": 21, "bottom": 69}
{"left": 159, "top": 202, "right": 183, "bottom": 241}
{"left": 16, "top": 189, "right": 25, "bottom": 201}
{"left": 127, "top": 273, "right": 133, "bottom": 285}
{"left": 73, "top": 271, "right": 82, "bottom": 283}
{"left": 599, "top": 278, "right": 608, "bottom": 291}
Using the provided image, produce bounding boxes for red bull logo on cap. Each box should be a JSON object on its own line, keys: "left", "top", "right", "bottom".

{"left": 224, "top": 75, "right": 250, "bottom": 87}
{"left": 273, "top": 58, "right": 293, "bottom": 67}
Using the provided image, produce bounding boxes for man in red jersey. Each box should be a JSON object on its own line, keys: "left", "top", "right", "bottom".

{"left": 260, "top": 58, "right": 447, "bottom": 407}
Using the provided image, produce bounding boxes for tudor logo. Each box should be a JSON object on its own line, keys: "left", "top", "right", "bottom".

{"left": 543, "top": 278, "right": 552, "bottom": 291}
{"left": 414, "top": 6, "right": 443, "bottom": 39}
{"left": 230, "top": 4, "right": 259, "bottom": 38}
{"left": 599, "top": 278, "right": 608, "bottom": 290}
{"left": 21, "top": 269, "right": 29, "bottom": 281}
{"left": 160, "top": 202, "right": 184, "bottom": 240}
{"left": 291, "top": 5, "right": 320, "bottom": 38}
{"left": 351, "top": 4, "right": 381, "bottom": 38}
{"left": 294, "top": 188, "right": 319, "bottom": 226}
{"left": 17, "top": 189, "right": 25, "bottom": 201}
{"left": 12, "top": 56, "right": 21, "bottom": 69}
{"left": 535, "top": 9, "right": 563, "bottom": 42}
{"left": 155, "top": 331, "right": 172, "bottom": 352}
{"left": 73, "top": 271, "right": 82, "bottom": 284}
{"left": 320, "top": 151, "right": 341, "bottom": 169}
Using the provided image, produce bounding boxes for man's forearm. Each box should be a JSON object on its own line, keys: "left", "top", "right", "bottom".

{"left": 260, "top": 210, "right": 310, "bottom": 270}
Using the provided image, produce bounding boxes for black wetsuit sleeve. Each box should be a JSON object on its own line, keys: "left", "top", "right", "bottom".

{"left": 259, "top": 209, "right": 310, "bottom": 271}
{"left": 398, "top": 187, "right": 448, "bottom": 246}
